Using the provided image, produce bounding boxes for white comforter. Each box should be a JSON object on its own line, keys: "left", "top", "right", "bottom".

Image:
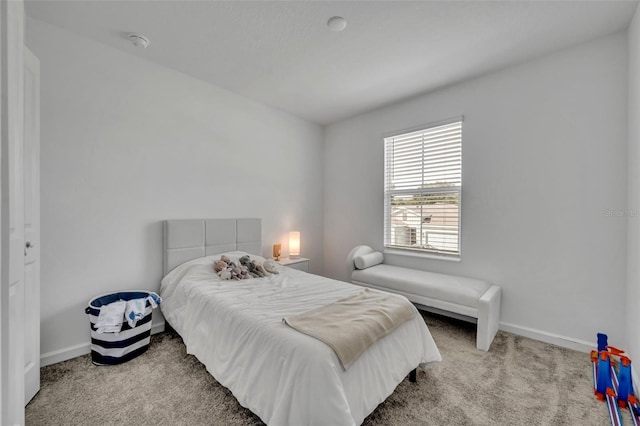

{"left": 160, "top": 252, "right": 441, "bottom": 426}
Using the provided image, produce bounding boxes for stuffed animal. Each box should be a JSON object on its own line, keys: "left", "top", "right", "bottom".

{"left": 253, "top": 259, "right": 269, "bottom": 276}
{"left": 239, "top": 255, "right": 265, "bottom": 278}
{"left": 263, "top": 259, "right": 279, "bottom": 274}
{"left": 215, "top": 255, "right": 272, "bottom": 280}
{"left": 218, "top": 268, "right": 232, "bottom": 280}
{"left": 237, "top": 263, "right": 251, "bottom": 279}
{"left": 220, "top": 256, "right": 242, "bottom": 280}
{"left": 213, "top": 260, "right": 228, "bottom": 273}
{"left": 214, "top": 257, "right": 243, "bottom": 280}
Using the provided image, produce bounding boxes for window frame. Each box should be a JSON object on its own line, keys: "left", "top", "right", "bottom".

{"left": 383, "top": 117, "right": 463, "bottom": 260}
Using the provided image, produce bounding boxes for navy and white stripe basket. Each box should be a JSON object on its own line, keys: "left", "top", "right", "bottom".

{"left": 85, "top": 291, "right": 155, "bottom": 366}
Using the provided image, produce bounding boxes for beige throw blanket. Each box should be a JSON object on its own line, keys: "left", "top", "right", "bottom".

{"left": 282, "top": 289, "right": 416, "bottom": 370}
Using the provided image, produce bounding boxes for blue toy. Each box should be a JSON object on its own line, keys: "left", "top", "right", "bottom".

{"left": 591, "top": 333, "right": 640, "bottom": 426}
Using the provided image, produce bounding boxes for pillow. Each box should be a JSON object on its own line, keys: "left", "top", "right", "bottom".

{"left": 354, "top": 251, "right": 384, "bottom": 270}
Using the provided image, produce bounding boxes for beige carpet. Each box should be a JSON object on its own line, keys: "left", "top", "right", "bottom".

{"left": 26, "top": 313, "right": 611, "bottom": 425}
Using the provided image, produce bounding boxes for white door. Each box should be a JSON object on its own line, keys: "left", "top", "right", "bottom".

{"left": 1, "top": 0, "right": 25, "bottom": 424}
{"left": 23, "top": 46, "right": 40, "bottom": 405}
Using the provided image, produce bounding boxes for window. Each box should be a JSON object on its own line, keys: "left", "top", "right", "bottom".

{"left": 384, "top": 119, "right": 462, "bottom": 257}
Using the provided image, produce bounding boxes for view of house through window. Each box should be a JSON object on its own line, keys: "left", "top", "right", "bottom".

{"left": 384, "top": 119, "right": 462, "bottom": 256}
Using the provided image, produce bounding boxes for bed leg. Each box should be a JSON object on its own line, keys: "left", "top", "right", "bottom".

{"left": 409, "top": 368, "right": 417, "bottom": 383}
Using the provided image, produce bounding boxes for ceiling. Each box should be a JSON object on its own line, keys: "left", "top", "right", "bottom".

{"left": 25, "top": 0, "right": 638, "bottom": 125}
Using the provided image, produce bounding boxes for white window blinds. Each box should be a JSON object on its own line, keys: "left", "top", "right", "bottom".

{"left": 384, "top": 120, "right": 462, "bottom": 256}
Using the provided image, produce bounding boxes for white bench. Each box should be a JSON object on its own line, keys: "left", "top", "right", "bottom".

{"left": 347, "top": 245, "right": 501, "bottom": 351}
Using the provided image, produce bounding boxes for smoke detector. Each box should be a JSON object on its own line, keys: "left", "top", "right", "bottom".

{"left": 327, "top": 16, "right": 347, "bottom": 32}
{"left": 129, "top": 34, "right": 150, "bottom": 49}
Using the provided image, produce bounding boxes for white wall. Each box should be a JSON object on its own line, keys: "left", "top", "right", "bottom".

{"left": 324, "top": 33, "right": 628, "bottom": 349}
{"left": 627, "top": 4, "right": 640, "bottom": 369}
{"left": 26, "top": 18, "right": 324, "bottom": 362}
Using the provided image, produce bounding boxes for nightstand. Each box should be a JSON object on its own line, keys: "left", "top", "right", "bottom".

{"left": 276, "top": 257, "right": 310, "bottom": 272}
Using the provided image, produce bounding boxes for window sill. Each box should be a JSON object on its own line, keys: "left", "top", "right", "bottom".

{"left": 383, "top": 247, "right": 461, "bottom": 262}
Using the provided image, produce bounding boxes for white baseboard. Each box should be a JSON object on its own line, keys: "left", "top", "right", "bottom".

{"left": 499, "top": 326, "right": 640, "bottom": 395}
{"left": 499, "top": 321, "right": 594, "bottom": 353}
{"left": 40, "top": 321, "right": 166, "bottom": 367}
{"left": 417, "top": 305, "right": 594, "bottom": 353}
{"left": 40, "top": 341, "right": 90, "bottom": 367}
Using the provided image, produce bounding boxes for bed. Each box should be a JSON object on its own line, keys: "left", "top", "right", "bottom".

{"left": 160, "top": 218, "right": 441, "bottom": 425}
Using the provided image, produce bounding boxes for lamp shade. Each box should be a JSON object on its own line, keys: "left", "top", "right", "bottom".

{"left": 289, "top": 231, "right": 300, "bottom": 258}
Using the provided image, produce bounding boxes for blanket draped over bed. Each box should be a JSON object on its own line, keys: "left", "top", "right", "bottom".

{"left": 283, "top": 289, "right": 416, "bottom": 370}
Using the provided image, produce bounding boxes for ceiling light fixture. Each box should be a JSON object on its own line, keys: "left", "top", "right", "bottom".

{"left": 327, "top": 16, "right": 347, "bottom": 32}
{"left": 129, "top": 33, "right": 150, "bottom": 49}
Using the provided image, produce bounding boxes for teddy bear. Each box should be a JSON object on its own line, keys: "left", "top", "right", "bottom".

{"left": 213, "top": 259, "right": 232, "bottom": 280}
{"left": 221, "top": 255, "right": 247, "bottom": 279}
{"left": 263, "top": 259, "right": 279, "bottom": 274}
{"left": 213, "top": 259, "right": 228, "bottom": 273}
{"left": 218, "top": 268, "right": 232, "bottom": 280}
{"left": 237, "top": 263, "right": 251, "bottom": 279}
{"left": 214, "top": 257, "right": 243, "bottom": 280}
{"left": 239, "top": 255, "right": 265, "bottom": 278}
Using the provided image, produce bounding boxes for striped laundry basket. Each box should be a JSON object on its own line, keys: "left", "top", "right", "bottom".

{"left": 85, "top": 291, "right": 156, "bottom": 366}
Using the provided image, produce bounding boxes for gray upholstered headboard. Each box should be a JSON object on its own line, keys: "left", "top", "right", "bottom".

{"left": 163, "top": 218, "right": 262, "bottom": 276}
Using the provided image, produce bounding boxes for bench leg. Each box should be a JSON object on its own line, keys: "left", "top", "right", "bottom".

{"left": 477, "top": 285, "right": 501, "bottom": 351}
{"left": 409, "top": 368, "right": 417, "bottom": 383}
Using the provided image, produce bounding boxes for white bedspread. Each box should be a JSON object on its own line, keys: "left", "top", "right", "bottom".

{"left": 160, "top": 252, "right": 441, "bottom": 426}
